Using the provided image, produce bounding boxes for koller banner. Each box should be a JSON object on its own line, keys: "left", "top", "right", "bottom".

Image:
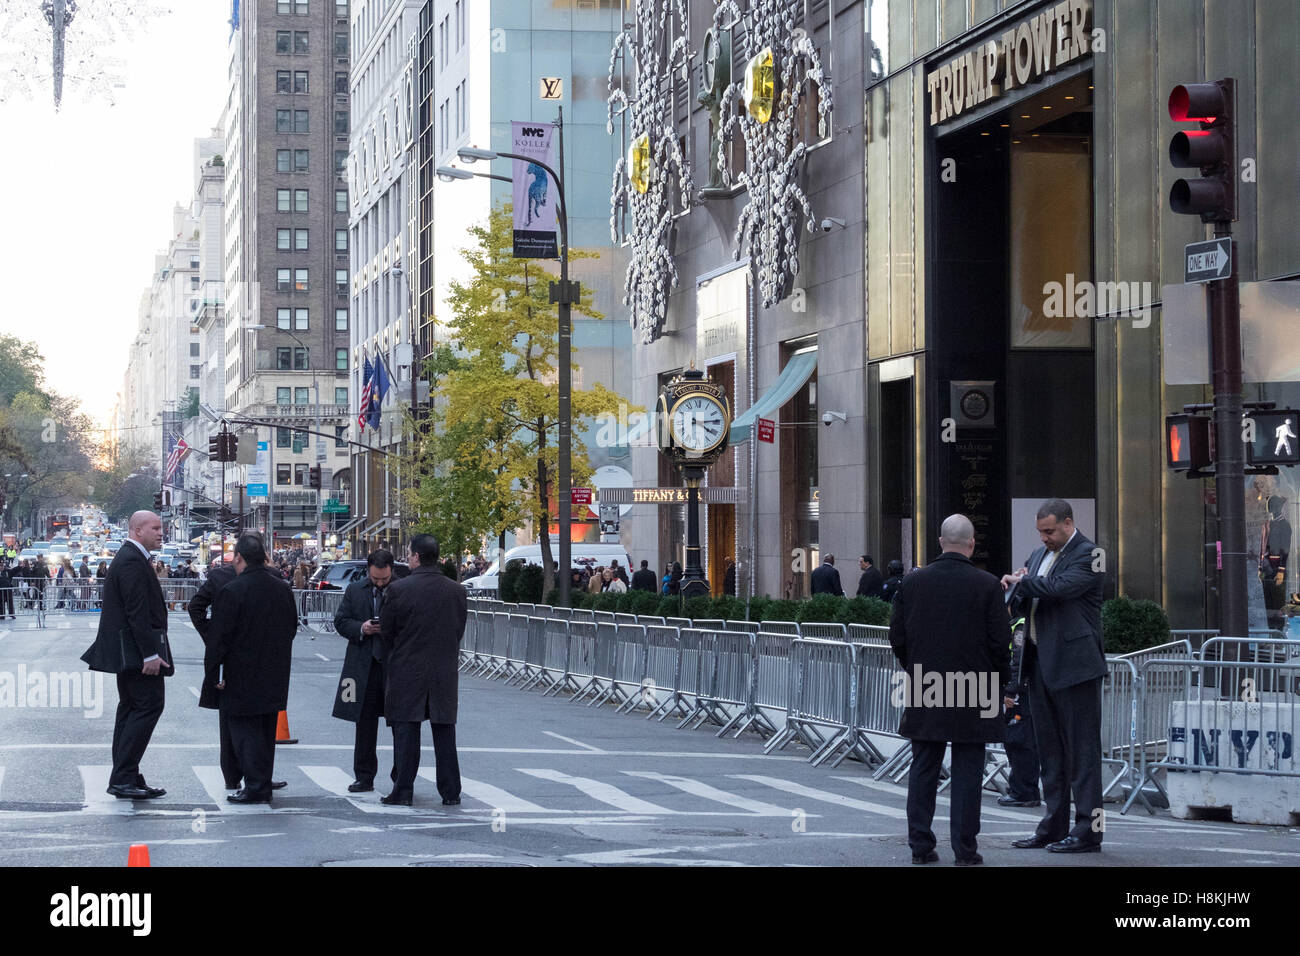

{"left": 511, "top": 120, "right": 558, "bottom": 258}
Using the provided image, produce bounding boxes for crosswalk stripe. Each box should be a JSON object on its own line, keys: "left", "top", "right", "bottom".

{"left": 193, "top": 766, "right": 243, "bottom": 809}
{"left": 453, "top": 775, "right": 557, "bottom": 814}
{"left": 298, "top": 765, "right": 400, "bottom": 814}
{"left": 77, "top": 766, "right": 131, "bottom": 814}
{"left": 621, "top": 771, "right": 797, "bottom": 816}
{"left": 0, "top": 766, "right": 5, "bottom": 799}
{"left": 833, "top": 777, "right": 1035, "bottom": 821}
{"left": 731, "top": 774, "right": 909, "bottom": 819}
{"left": 517, "top": 768, "right": 672, "bottom": 814}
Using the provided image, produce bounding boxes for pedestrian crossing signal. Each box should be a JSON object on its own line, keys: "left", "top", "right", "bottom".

{"left": 1246, "top": 409, "right": 1300, "bottom": 466}
{"left": 1166, "top": 414, "right": 1211, "bottom": 472}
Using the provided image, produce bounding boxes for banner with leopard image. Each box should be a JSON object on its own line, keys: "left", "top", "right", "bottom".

{"left": 511, "top": 121, "right": 558, "bottom": 258}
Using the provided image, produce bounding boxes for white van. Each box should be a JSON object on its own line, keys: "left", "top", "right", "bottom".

{"left": 463, "top": 542, "right": 631, "bottom": 593}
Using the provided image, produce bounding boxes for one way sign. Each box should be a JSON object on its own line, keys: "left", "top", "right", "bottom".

{"left": 1184, "top": 237, "right": 1232, "bottom": 284}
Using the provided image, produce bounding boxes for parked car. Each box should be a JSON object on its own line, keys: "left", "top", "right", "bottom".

{"left": 462, "top": 543, "right": 632, "bottom": 593}
{"left": 308, "top": 560, "right": 411, "bottom": 590}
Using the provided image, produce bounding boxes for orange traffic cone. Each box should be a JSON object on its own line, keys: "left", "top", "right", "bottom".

{"left": 127, "top": 844, "right": 151, "bottom": 867}
{"left": 274, "top": 709, "right": 298, "bottom": 745}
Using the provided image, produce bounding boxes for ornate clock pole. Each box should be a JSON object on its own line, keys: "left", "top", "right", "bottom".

{"left": 657, "top": 366, "right": 732, "bottom": 599}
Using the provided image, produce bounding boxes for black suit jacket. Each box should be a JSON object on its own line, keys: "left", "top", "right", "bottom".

{"left": 1013, "top": 531, "right": 1106, "bottom": 691}
{"left": 856, "top": 565, "right": 884, "bottom": 599}
{"left": 332, "top": 576, "right": 388, "bottom": 722}
{"left": 207, "top": 564, "right": 298, "bottom": 716}
{"left": 810, "top": 563, "right": 843, "bottom": 596}
{"left": 188, "top": 565, "right": 237, "bottom": 709}
{"left": 889, "top": 551, "right": 1012, "bottom": 742}
{"left": 379, "top": 564, "right": 467, "bottom": 725}
{"left": 80, "top": 543, "right": 172, "bottom": 675}
{"left": 630, "top": 569, "right": 659, "bottom": 592}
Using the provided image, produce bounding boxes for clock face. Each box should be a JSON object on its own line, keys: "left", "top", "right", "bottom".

{"left": 960, "top": 389, "right": 990, "bottom": 422}
{"left": 670, "top": 394, "right": 728, "bottom": 452}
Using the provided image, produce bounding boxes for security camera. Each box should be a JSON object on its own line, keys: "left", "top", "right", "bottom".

{"left": 822, "top": 411, "right": 833, "bottom": 426}
{"left": 820, "top": 217, "right": 846, "bottom": 232}
{"left": 822, "top": 410, "right": 847, "bottom": 426}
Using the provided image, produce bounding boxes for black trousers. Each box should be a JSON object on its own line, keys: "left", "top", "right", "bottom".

{"left": 0, "top": 587, "right": 12, "bottom": 616}
{"left": 907, "top": 740, "right": 985, "bottom": 860}
{"left": 391, "top": 719, "right": 460, "bottom": 801}
{"left": 110, "top": 671, "right": 165, "bottom": 788}
{"left": 353, "top": 657, "right": 394, "bottom": 785}
{"left": 225, "top": 712, "right": 278, "bottom": 797}
{"left": 1003, "top": 698, "right": 1042, "bottom": 802}
{"left": 219, "top": 709, "right": 242, "bottom": 790}
{"left": 1028, "top": 657, "right": 1104, "bottom": 844}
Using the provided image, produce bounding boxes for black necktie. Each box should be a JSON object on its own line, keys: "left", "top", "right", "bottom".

{"left": 371, "top": 587, "right": 383, "bottom": 660}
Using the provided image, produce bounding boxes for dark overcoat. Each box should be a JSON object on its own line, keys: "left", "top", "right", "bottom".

{"left": 206, "top": 564, "right": 298, "bottom": 716}
{"left": 378, "top": 564, "right": 467, "bottom": 724}
{"left": 888, "top": 551, "right": 1012, "bottom": 743}
{"left": 80, "top": 543, "right": 173, "bottom": 675}
{"left": 331, "top": 575, "right": 387, "bottom": 721}
{"left": 188, "top": 564, "right": 237, "bottom": 709}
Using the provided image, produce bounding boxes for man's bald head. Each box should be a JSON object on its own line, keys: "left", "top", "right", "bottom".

{"left": 939, "top": 514, "right": 976, "bottom": 556}
{"left": 129, "top": 511, "right": 163, "bottom": 551}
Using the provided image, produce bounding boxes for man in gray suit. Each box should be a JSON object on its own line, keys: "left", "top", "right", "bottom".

{"left": 1001, "top": 498, "right": 1106, "bottom": 854}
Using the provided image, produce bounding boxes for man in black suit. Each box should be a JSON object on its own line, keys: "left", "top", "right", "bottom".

{"left": 1002, "top": 498, "right": 1107, "bottom": 854}
{"left": 189, "top": 558, "right": 237, "bottom": 788}
{"left": 810, "top": 554, "right": 844, "bottom": 596}
{"left": 80, "top": 511, "right": 172, "bottom": 799}
{"left": 890, "top": 515, "right": 1011, "bottom": 865}
{"left": 333, "top": 549, "right": 397, "bottom": 793}
{"left": 379, "top": 534, "right": 467, "bottom": 806}
{"left": 207, "top": 534, "right": 298, "bottom": 804}
{"left": 630, "top": 560, "right": 659, "bottom": 593}
{"left": 0, "top": 561, "right": 13, "bottom": 618}
{"left": 856, "top": 555, "right": 884, "bottom": 599}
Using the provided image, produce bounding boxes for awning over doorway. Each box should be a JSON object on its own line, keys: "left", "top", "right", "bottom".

{"left": 730, "top": 351, "right": 817, "bottom": 445}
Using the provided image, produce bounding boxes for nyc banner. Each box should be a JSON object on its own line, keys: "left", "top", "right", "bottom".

{"left": 511, "top": 121, "right": 558, "bottom": 258}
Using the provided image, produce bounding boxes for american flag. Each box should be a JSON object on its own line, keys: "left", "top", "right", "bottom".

{"left": 357, "top": 355, "right": 374, "bottom": 432}
{"left": 164, "top": 437, "right": 191, "bottom": 483}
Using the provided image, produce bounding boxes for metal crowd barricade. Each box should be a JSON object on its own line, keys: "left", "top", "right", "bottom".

{"left": 538, "top": 617, "right": 576, "bottom": 695}
{"left": 1116, "top": 642, "right": 1198, "bottom": 814}
{"left": 637, "top": 614, "right": 666, "bottom": 625}
{"left": 613, "top": 612, "right": 638, "bottom": 626}
{"left": 665, "top": 617, "right": 691, "bottom": 629}
{"left": 708, "top": 630, "right": 758, "bottom": 736}
{"left": 691, "top": 619, "right": 726, "bottom": 631}
{"left": 494, "top": 614, "right": 530, "bottom": 682}
{"left": 511, "top": 616, "right": 551, "bottom": 690}
{"left": 799, "top": 622, "right": 847, "bottom": 641}
{"left": 555, "top": 619, "right": 598, "bottom": 698}
{"left": 298, "top": 589, "right": 344, "bottom": 635}
{"left": 725, "top": 620, "right": 759, "bottom": 634}
{"left": 161, "top": 580, "right": 198, "bottom": 611}
{"left": 640, "top": 625, "right": 688, "bottom": 721}
{"left": 612, "top": 623, "right": 650, "bottom": 713}
{"left": 1099, "top": 657, "right": 1142, "bottom": 804}
{"left": 847, "top": 623, "right": 891, "bottom": 643}
{"left": 1201, "top": 635, "right": 1300, "bottom": 665}
{"left": 570, "top": 608, "right": 595, "bottom": 624}
{"left": 592, "top": 610, "right": 616, "bottom": 624}
{"left": 473, "top": 612, "right": 513, "bottom": 679}
{"left": 765, "top": 639, "right": 855, "bottom": 762}
{"left": 674, "top": 628, "right": 720, "bottom": 729}
{"left": 757, "top": 620, "right": 800, "bottom": 636}
{"left": 745, "top": 631, "right": 795, "bottom": 740}
{"left": 570, "top": 622, "right": 620, "bottom": 706}
{"left": 459, "top": 610, "right": 482, "bottom": 670}
{"left": 844, "top": 642, "right": 902, "bottom": 772}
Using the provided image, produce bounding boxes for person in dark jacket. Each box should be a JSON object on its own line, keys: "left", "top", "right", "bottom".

{"left": 0, "top": 562, "right": 12, "bottom": 618}
{"left": 668, "top": 561, "right": 683, "bottom": 596}
{"left": 856, "top": 555, "right": 884, "bottom": 599}
{"left": 810, "top": 554, "right": 844, "bottom": 596}
{"left": 378, "top": 534, "right": 468, "bottom": 806}
{"left": 79, "top": 511, "right": 172, "bottom": 799}
{"left": 880, "top": 560, "right": 906, "bottom": 603}
{"left": 889, "top": 514, "right": 1012, "bottom": 866}
{"left": 207, "top": 533, "right": 298, "bottom": 804}
{"left": 189, "top": 559, "right": 241, "bottom": 790}
{"left": 723, "top": 557, "right": 736, "bottom": 596}
{"left": 631, "top": 560, "right": 658, "bottom": 592}
{"left": 332, "top": 549, "right": 398, "bottom": 792}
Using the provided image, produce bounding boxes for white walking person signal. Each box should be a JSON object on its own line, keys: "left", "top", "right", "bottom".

{"left": 1275, "top": 418, "right": 1296, "bottom": 457}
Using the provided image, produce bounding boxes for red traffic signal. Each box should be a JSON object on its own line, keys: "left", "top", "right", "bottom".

{"left": 1166, "top": 414, "right": 1212, "bottom": 472}
{"left": 1168, "top": 79, "right": 1235, "bottom": 222}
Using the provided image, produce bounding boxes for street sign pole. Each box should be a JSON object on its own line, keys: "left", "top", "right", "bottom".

{"left": 1209, "top": 235, "right": 1246, "bottom": 640}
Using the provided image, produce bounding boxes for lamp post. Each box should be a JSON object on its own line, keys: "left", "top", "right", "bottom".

{"left": 449, "top": 116, "right": 576, "bottom": 607}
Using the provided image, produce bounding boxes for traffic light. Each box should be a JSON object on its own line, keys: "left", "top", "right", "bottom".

{"left": 1245, "top": 410, "right": 1300, "bottom": 467}
{"left": 154, "top": 491, "right": 164, "bottom": 511}
{"left": 223, "top": 433, "right": 238, "bottom": 462}
{"left": 1166, "top": 414, "right": 1212, "bottom": 472}
{"left": 1168, "top": 78, "right": 1236, "bottom": 222}
{"left": 209, "top": 433, "right": 220, "bottom": 459}
{"left": 309, "top": 465, "right": 322, "bottom": 489}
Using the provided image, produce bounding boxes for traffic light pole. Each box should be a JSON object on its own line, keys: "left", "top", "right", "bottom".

{"left": 1210, "top": 234, "right": 1247, "bottom": 641}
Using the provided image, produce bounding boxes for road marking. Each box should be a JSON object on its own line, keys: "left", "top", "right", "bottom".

{"left": 452, "top": 774, "right": 558, "bottom": 814}
{"left": 315, "top": 653, "right": 329, "bottom": 661}
{"left": 731, "top": 775, "right": 909, "bottom": 820}
{"left": 517, "top": 768, "right": 673, "bottom": 814}
{"left": 566, "top": 846, "right": 748, "bottom": 866}
{"left": 0, "top": 631, "right": 9, "bottom": 642}
{"left": 77, "top": 766, "right": 132, "bottom": 815}
{"left": 543, "top": 731, "right": 603, "bottom": 753}
{"left": 835, "top": 777, "right": 1035, "bottom": 822}
{"left": 1197, "top": 846, "right": 1300, "bottom": 859}
{"left": 188, "top": 687, "right": 201, "bottom": 699}
{"left": 0, "top": 743, "right": 805, "bottom": 760}
{"left": 0, "top": 767, "right": 5, "bottom": 799}
{"left": 621, "top": 771, "right": 799, "bottom": 816}
{"left": 295, "top": 766, "right": 401, "bottom": 815}
{"left": 193, "top": 765, "right": 242, "bottom": 808}
{"left": 234, "top": 832, "right": 287, "bottom": 839}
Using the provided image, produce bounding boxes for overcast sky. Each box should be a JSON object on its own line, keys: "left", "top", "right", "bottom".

{"left": 0, "top": 2, "right": 230, "bottom": 438}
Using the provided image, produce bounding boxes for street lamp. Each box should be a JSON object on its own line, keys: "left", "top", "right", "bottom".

{"left": 454, "top": 131, "right": 576, "bottom": 607}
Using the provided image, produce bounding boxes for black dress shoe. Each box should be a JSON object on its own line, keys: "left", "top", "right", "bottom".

{"left": 1011, "top": 834, "right": 1057, "bottom": 849}
{"left": 997, "top": 795, "right": 1041, "bottom": 807}
{"left": 347, "top": 780, "right": 375, "bottom": 793}
{"left": 106, "top": 784, "right": 150, "bottom": 800}
{"left": 911, "top": 850, "right": 939, "bottom": 865}
{"left": 441, "top": 797, "right": 461, "bottom": 806}
{"left": 380, "top": 792, "right": 413, "bottom": 806}
{"left": 140, "top": 785, "right": 166, "bottom": 799}
{"left": 954, "top": 853, "right": 984, "bottom": 866}
{"left": 271, "top": 780, "right": 287, "bottom": 790}
{"left": 227, "top": 789, "right": 272, "bottom": 804}
{"left": 1047, "top": 836, "right": 1101, "bottom": 854}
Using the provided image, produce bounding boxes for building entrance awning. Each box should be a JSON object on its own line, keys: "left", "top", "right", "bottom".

{"left": 730, "top": 350, "right": 817, "bottom": 445}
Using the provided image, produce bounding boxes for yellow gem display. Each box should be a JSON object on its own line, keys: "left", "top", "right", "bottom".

{"left": 629, "top": 132, "right": 651, "bottom": 194}
{"left": 743, "top": 47, "right": 775, "bottom": 123}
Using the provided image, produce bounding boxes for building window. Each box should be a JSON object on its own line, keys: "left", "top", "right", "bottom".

{"left": 294, "top": 464, "right": 309, "bottom": 486}
{"left": 334, "top": 32, "right": 348, "bottom": 56}
{"left": 334, "top": 110, "right": 348, "bottom": 134}
{"left": 336, "top": 0, "right": 347, "bottom": 17}
{"left": 190, "top": 276, "right": 200, "bottom": 290}
{"left": 295, "top": 387, "right": 311, "bottom": 405}
{"left": 294, "top": 149, "right": 309, "bottom": 171}
{"left": 334, "top": 149, "right": 347, "bottom": 173}
{"left": 334, "top": 72, "right": 348, "bottom": 94}
{"left": 456, "top": 0, "right": 465, "bottom": 48}
{"left": 276, "top": 109, "right": 293, "bottom": 133}
{"left": 295, "top": 268, "right": 308, "bottom": 291}
{"left": 335, "top": 229, "right": 347, "bottom": 251}
{"left": 439, "top": 17, "right": 448, "bottom": 65}
{"left": 277, "top": 464, "right": 292, "bottom": 485}
{"left": 295, "top": 228, "right": 309, "bottom": 250}
{"left": 335, "top": 387, "right": 348, "bottom": 406}
{"left": 277, "top": 268, "right": 292, "bottom": 292}
{"left": 335, "top": 348, "right": 348, "bottom": 371}
{"left": 293, "top": 31, "right": 309, "bottom": 54}
{"left": 294, "top": 347, "right": 309, "bottom": 370}
{"left": 335, "top": 307, "right": 348, "bottom": 331}
{"left": 189, "top": 365, "right": 201, "bottom": 379}
{"left": 335, "top": 268, "right": 347, "bottom": 294}
{"left": 335, "top": 425, "right": 347, "bottom": 448}
{"left": 457, "top": 82, "right": 466, "bottom": 133}
{"left": 277, "top": 229, "right": 291, "bottom": 250}
{"left": 277, "top": 427, "right": 291, "bottom": 449}
{"left": 276, "top": 70, "right": 291, "bottom": 93}
{"left": 294, "top": 110, "right": 310, "bottom": 133}
{"left": 295, "top": 0, "right": 308, "bottom": 13}
{"left": 335, "top": 189, "right": 347, "bottom": 213}
{"left": 277, "top": 387, "right": 292, "bottom": 404}
{"left": 276, "top": 346, "right": 293, "bottom": 370}
{"left": 277, "top": 189, "right": 291, "bottom": 212}
{"left": 276, "top": 150, "right": 292, "bottom": 173}
{"left": 189, "top": 342, "right": 200, "bottom": 357}
{"left": 277, "top": 308, "right": 291, "bottom": 330}
{"left": 294, "top": 71, "right": 309, "bottom": 93}
{"left": 276, "top": 31, "right": 291, "bottom": 54}
{"left": 295, "top": 308, "right": 309, "bottom": 330}
{"left": 278, "top": 2, "right": 291, "bottom": 15}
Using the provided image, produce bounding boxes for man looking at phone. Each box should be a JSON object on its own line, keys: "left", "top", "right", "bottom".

{"left": 333, "top": 549, "right": 397, "bottom": 792}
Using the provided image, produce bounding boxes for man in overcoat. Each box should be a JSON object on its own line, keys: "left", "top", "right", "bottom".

{"left": 379, "top": 534, "right": 467, "bottom": 806}
{"left": 889, "top": 514, "right": 1012, "bottom": 865}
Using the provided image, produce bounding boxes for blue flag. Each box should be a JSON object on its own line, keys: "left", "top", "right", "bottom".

{"left": 368, "top": 356, "right": 390, "bottom": 430}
